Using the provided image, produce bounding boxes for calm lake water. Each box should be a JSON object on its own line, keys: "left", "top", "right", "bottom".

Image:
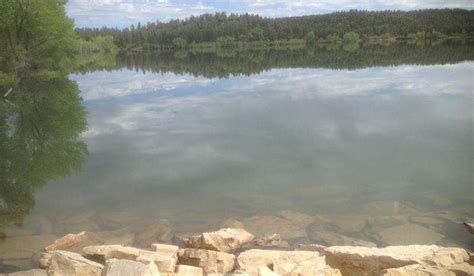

{"left": 1, "top": 43, "right": 473, "bottom": 271}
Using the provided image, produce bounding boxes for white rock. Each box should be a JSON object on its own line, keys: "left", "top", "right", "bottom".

{"left": 181, "top": 228, "right": 254, "bottom": 253}
{"left": 136, "top": 250, "right": 176, "bottom": 273}
{"left": 447, "top": 262, "right": 474, "bottom": 275}
{"left": 174, "top": 265, "right": 203, "bottom": 275}
{"left": 83, "top": 245, "right": 140, "bottom": 263}
{"left": 325, "top": 245, "right": 469, "bottom": 274}
{"left": 101, "top": 259, "right": 160, "bottom": 276}
{"left": 237, "top": 249, "right": 326, "bottom": 275}
{"left": 382, "top": 264, "right": 454, "bottom": 275}
{"left": 83, "top": 245, "right": 177, "bottom": 272}
{"left": 3, "top": 269, "right": 47, "bottom": 276}
{"left": 257, "top": 266, "right": 278, "bottom": 276}
{"left": 177, "top": 248, "right": 235, "bottom": 274}
{"left": 47, "top": 250, "right": 103, "bottom": 276}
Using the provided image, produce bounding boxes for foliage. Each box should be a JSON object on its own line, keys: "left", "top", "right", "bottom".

{"left": 305, "top": 31, "right": 316, "bottom": 45}
{"left": 343, "top": 32, "right": 361, "bottom": 43}
{"left": 173, "top": 37, "right": 188, "bottom": 49}
{"left": 75, "top": 9, "right": 474, "bottom": 50}
{"left": 0, "top": 0, "right": 78, "bottom": 75}
{"left": 0, "top": 77, "right": 88, "bottom": 226}
{"left": 79, "top": 35, "right": 117, "bottom": 54}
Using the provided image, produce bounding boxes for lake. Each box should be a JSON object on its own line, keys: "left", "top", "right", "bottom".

{"left": 1, "top": 42, "right": 473, "bottom": 271}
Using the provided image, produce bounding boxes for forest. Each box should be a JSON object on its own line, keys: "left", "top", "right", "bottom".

{"left": 75, "top": 9, "right": 474, "bottom": 50}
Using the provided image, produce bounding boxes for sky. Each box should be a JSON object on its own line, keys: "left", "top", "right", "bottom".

{"left": 66, "top": 0, "right": 474, "bottom": 28}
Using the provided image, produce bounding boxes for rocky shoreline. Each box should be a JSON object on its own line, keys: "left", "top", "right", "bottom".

{"left": 2, "top": 227, "right": 473, "bottom": 275}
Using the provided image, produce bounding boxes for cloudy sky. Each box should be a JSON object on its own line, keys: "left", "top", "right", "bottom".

{"left": 66, "top": 0, "right": 474, "bottom": 28}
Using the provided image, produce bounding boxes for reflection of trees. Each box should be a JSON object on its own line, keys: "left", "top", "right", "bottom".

{"left": 74, "top": 41, "right": 474, "bottom": 78}
{"left": 0, "top": 78, "right": 88, "bottom": 226}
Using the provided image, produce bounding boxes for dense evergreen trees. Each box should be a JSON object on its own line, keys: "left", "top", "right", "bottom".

{"left": 75, "top": 9, "right": 474, "bottom": 50}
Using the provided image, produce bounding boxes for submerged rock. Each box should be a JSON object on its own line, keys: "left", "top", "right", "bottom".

{"left": 254, "top": 234, "right": 288, "bottom": 248}
{"left": 177, "top": 248, "right": 235, "bottom": 274}
{"left": 180, "top": 228, "right": 254, "bottom": 253}
{"left": 102, "top": 259, "right": 160, "bottom": 276}
{"left": 0, "top": 235, "right": 57, "bottom": 260}
{"left": 295, "top": 244, "right": 327, "bottom": 255}
{"left": 47, "top": 250, "right": 103, "bottom": 276}
{"left": 375, "top": 223, "right": 443, "bottom": 245}
{"left": 220, "top": 219, "right": 244, "bottom": 229}
{"left": 410, "top": 216, "right": 444, "bottom": 226}
{"left": 135, "top": 220, "right": 173, "bottom": 249}
{"left": 325, "top": 245, "right": 470, "bottom": 274}
{"left": 242, "top": 216, "right": 307, "bottom": 240}
{"left": 277, "top": 210, "right": 315, "bottom": 228}
{"left": 463, "top": 222, "right": 474, "bottom": 235}
{"left": 308, "top": 224, "right": 376, "bottom": 247}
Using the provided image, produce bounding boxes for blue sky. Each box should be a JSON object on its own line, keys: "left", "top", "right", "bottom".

{"left": 66, "top": 0, "right": 474, "bottom": 28}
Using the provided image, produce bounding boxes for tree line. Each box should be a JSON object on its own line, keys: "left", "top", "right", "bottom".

{"left": 75, "top": 9, "right": 474, "bottom": 50}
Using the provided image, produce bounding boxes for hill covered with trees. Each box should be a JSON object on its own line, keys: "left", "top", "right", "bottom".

{"left": 76, "top": 9, "right": 474, "bottom": 50}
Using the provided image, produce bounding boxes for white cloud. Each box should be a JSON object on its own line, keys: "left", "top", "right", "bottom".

{"left": 67, "top": 0, "right": 474, "bottom": 27}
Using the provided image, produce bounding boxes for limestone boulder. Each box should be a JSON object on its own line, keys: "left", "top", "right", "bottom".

{"left": 3, "top": 269, "right": 47, "bottom": 276}
{"left": 47, "top": 250, "right": 103, "bottom": 276}
{"left": 174, "top": 265, "right": 203, "bottom": 275}
{"left": 83, "top": 244, "right": 178, "bottom": 273}
{"left": 325, "top": 245, "right": 469, "bottom": 274}
{"left": 237, "top": 249, "right": 329, "bottom": 275}
{"left": 136, "top": 249, "right": 176, "bottom": 273}
{"left": 101, "top": 259, "right": 160, "bottom": 276}
{"left": 83, "top": 245, "right": 140, "bottom": 264}
{"left": 382, "top": 264, "right": 454, "bottom": 275}
{"left": 177, "top": 248, "right": 235, "bottom": 274}
{"left": 181, "top": 228, "right": 254, "bottom": 253}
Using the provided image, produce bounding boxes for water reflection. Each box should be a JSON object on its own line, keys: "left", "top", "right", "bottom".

{"left": 75, "top": 41, "right": 474, "bottom": 77}
{"left": 0, "top": 78, "right": 88, "bottom": 227}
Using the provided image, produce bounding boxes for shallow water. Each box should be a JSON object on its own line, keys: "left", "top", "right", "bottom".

{"left": 0, "top": 43, "right": 473, "bottom": 271}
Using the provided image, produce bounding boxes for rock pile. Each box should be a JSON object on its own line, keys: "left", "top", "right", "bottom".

{"left": 3, "top": 227, "right": 473, "bottom": 275}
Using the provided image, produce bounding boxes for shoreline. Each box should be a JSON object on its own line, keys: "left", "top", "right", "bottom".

{"left": 3, "top": 227, "right": 473, "bottom": 275}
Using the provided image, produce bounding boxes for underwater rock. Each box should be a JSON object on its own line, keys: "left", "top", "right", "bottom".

{"left": 242, "top": 216, "right": 307, "bottom": 240}
{"left": 254, "top": 234, "right": 289, "bottom": 248}
{"left": 135, "top": 220, "right": 173, "bottom": 249}
{"left": 375, "top": 223, "right": 443, "bottom": 245}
